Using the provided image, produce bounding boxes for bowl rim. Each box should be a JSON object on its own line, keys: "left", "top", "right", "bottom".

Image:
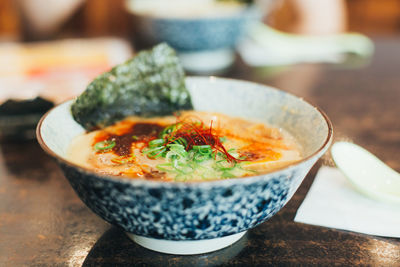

{"left": 124, "top": 0, "right": 259, "bottom": 21}
{"left": 36, "top": 76, "right": 333, "bottom": 187}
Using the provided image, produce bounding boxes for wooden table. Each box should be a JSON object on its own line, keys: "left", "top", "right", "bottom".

{"left": 1, "top": 37, "right": 399, "bottom": 266}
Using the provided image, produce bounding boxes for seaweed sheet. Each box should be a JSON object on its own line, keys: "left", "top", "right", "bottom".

{"left": 71, "top": 43, "right": 192, "bottom": 130}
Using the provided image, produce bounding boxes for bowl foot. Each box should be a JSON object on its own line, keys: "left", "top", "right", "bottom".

{"left": 126, "top": 231, "right": 247, "bottom": 255}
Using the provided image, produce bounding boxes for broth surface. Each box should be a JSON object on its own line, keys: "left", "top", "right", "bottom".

{"left": 67, "top": 111, "right": 302, "bottom": 181}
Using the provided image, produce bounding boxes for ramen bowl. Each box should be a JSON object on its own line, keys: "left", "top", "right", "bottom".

{"left": 37, "top": 77, "right": 332, "bottom": 255}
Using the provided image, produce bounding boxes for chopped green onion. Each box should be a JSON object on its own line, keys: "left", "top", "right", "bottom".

{"left": 174, "top": 137, "right": 188, "bottom": 147}
{"left": 167, "top": 143, "right": 185, "bottom": 150}
{"left": 174, "top": 162, "right": 193, "bottom": 174}
{"left": 166, "top": 149, "right": 187, "bottom": 162}
{"left": 156, "top": 161, "right": 193, "bottom": 175}
{"left": 156, "top": 163, "right": 174, "bottom": 172}
{"left": 94, "top": 140, "right": 116, "bottom": 151}
{"left": 132, "top": 135, "right": 138, "bottom": 140}
{"left": 193, "top": 145, "right": 211, "bottom": 150}
{"left": 143, "top": 123, "right": 248, "bottom": 180}
{"left": 142, "top": 146, "right": 166, "bottom": 159}
{"left": 192, "top": 145, "right": 212, "bottom": 155}
{"left": 193, "top": 153, "right": 210, "bottom": 162}
{"left": 159, "top": 124, "right": 177, "bottom": 138}
{"left": 148, "top": 138, "right": 165, "bottom": 148}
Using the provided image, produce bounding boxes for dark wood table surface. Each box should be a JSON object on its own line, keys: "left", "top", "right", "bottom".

{"left": 1, "top": 37, "right": 399, "bottom": 266}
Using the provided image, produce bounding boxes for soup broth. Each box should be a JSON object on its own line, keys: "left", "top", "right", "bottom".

{"left": 67, "top": 111, "right": 302, "bottom": 181}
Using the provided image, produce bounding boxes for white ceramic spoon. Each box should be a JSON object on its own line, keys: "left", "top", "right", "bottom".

{"left": 331, "top": 142, "right": 400, "bottom": 204}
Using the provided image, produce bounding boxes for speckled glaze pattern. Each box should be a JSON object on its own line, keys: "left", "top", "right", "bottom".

{"left": 133, "top": 8, "right": 260, "bottom": 52}
{"left": 37, "top": 77, "right": 332, "bottom": 241}
{"left": 59, "top": 160, "right": 314, "bottom": 240}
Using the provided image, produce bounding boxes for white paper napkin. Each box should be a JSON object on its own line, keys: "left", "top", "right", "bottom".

{"left": 294, "top": 166, "right": 400, "bottom": 238}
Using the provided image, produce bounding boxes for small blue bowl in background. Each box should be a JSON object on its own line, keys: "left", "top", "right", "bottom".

{"left": 125, "top": 0, "right": 261, "bottom": 73}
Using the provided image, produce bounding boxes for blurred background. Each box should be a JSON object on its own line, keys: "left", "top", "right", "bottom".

{"left": 1, "top": 0, "right": 399, "bottom": 41}
{"left": 0, "top": 0, "right": 395, "bottom": 139}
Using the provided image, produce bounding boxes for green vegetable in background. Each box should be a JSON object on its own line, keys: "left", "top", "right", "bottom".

{"left": 71, "top": 43, "right": 193, "bottom": 130}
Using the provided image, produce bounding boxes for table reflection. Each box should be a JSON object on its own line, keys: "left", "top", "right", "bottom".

{"left": 82, "top": 227, "right": 248, "bottom": 266}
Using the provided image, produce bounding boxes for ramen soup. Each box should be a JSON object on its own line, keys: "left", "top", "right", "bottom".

{"left": 67, "top": 111, "right": 302, "bottom": 182}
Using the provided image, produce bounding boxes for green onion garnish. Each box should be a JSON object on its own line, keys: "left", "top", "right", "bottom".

{"left": 142, "top": 146, "right": 166, "bottom": 159}
{"left": 193, "top": 153, "right": 210, "bottom": 163}
{"left": 159, "top": 124, "right": 177, "bottom": 139}
{"left": 94, "top": 140, "right": 116, "bottom": 151}
{"left": 192, "top": 145, "right": 212, "bottom": 155}
{"left": 142, "top": 119, "right": 248, "bottom": 181}
{"left": 148, "top": 138, "right": 165, "bottom": 148}
{"left": 175, "top": 137, "right": 188, "bottom": 147}
{"left": 165, "top": 145, "right": 187, "bottom": 162}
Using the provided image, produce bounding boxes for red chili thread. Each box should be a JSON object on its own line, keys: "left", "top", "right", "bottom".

{"left": 151, "top": 115, "right": 243, "bottom": 163}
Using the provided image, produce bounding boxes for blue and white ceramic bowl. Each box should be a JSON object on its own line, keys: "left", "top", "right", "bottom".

{"left": 125, "top": 0, "right": 261, "bottom": 73}
{"left": 37, "top": 77, "right": 332, "bottom": 255}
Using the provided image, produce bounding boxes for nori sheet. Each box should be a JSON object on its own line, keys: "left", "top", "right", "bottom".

{"left": 71, "top": 43, "right": 193, "bottom": 130}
